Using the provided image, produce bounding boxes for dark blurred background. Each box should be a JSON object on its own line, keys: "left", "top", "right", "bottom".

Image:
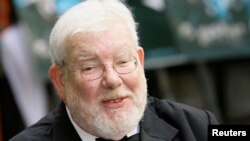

{"left": 1, "top": 0, "right": 250, "bottom": 140}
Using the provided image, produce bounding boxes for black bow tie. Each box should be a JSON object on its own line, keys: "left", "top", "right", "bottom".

{"left": 96, "top": 133, "right": 139, "bottom": 141}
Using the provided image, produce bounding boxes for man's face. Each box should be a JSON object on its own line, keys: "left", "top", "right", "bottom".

{"left": 60, "top": 22, "right": 147, "bottom": 140}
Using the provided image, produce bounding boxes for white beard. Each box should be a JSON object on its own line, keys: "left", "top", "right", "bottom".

{"left": 65, "top": 77, "right": 147, "bottom": 140}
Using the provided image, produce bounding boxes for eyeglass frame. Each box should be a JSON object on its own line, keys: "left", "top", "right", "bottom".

{"left": 59, "top": 56, "right": 138, "bottom": 81}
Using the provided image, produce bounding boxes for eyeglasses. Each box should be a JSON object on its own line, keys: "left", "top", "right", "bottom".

{"left": 61, "top": 56, "right": 138, "bottom": 81}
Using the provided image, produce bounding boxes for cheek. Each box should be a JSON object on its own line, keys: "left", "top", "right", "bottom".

{"left": 123, "top": 69, "right": 145, "bottom": 93}
{"left": 65, "top": 74, "right": 98, "bottom": 102}
{"left": 76, "top": 81, "right": 101, "bottom": 103}
{"left": 83, "top": 85, "right": 98, "bottom": 100}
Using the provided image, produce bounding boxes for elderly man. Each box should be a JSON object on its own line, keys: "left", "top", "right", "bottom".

{"left": 10, "top": 0, "right": 218, "bottom": 141}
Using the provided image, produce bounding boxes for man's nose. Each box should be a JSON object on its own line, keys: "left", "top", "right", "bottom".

{"left": 101, "top": 67, "right": 122, "bottom": 89}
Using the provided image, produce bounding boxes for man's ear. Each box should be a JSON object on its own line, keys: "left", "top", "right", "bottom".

{"left": 137, "top": 47, "right": 144, "bottom": 67}
{"left": 48, "top": 64, "right": 66, "bottom": 102}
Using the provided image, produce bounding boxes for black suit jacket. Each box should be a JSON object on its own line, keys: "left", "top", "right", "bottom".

{"left": 9, "top": 97, "right": 218, "bottom": 141}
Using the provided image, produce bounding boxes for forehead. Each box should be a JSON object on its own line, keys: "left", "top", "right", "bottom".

{"left": 65, "top": 22, "right": 137, "bottom": 61}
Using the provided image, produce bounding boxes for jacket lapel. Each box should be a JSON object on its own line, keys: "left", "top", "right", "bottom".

{"left": 52, "top": 102, "right": 82, "bottom": 141}
{"left": 140, "top": 107, "right": 179, "bottom": 141}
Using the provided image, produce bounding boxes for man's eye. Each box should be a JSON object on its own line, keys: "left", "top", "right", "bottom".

{"left": 117, "top": 60, "right": 131, "bottom": 67}
{"left": 80, "top": 66, "right": 96, "bottom": 73}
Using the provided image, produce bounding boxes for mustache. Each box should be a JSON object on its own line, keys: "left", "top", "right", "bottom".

{"left": 99, "top": 91, "right": 133, "bottom": 102}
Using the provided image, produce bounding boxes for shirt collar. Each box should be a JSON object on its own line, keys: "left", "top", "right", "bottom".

{"left": 66, "top": 107, "right": 139, "bottom": 141}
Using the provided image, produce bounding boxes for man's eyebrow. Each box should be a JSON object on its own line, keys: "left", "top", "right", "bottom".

{"left": 73, "top": 52, "right": 97, "bottom": 62}
{"left": 78, "top": 55, "right": 95, "bottom": 60}
{"left": 115, "top": 48, "right": 132, "bottom": 59}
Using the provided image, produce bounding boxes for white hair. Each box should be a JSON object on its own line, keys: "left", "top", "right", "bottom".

{"left": 49, "top": 0, "right": 138, "bottom": 64}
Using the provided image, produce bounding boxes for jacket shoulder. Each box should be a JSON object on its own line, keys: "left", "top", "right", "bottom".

{"left": 148, "top": 97, "right": 218, "bottom": 125}
{"left": 9, "top": 103, "right": 67, "bottom": 141}
{"left": 148, "top": 97, "right": 218, "bottom": 124}
{"left": 9, "top": 115, "right": 54, "bottom": 141}
{"left": 147, "top": 97, "right": 217, "bottom": 141}
{"left": 147, "top": 97, "right": 218, "bottom": 140}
